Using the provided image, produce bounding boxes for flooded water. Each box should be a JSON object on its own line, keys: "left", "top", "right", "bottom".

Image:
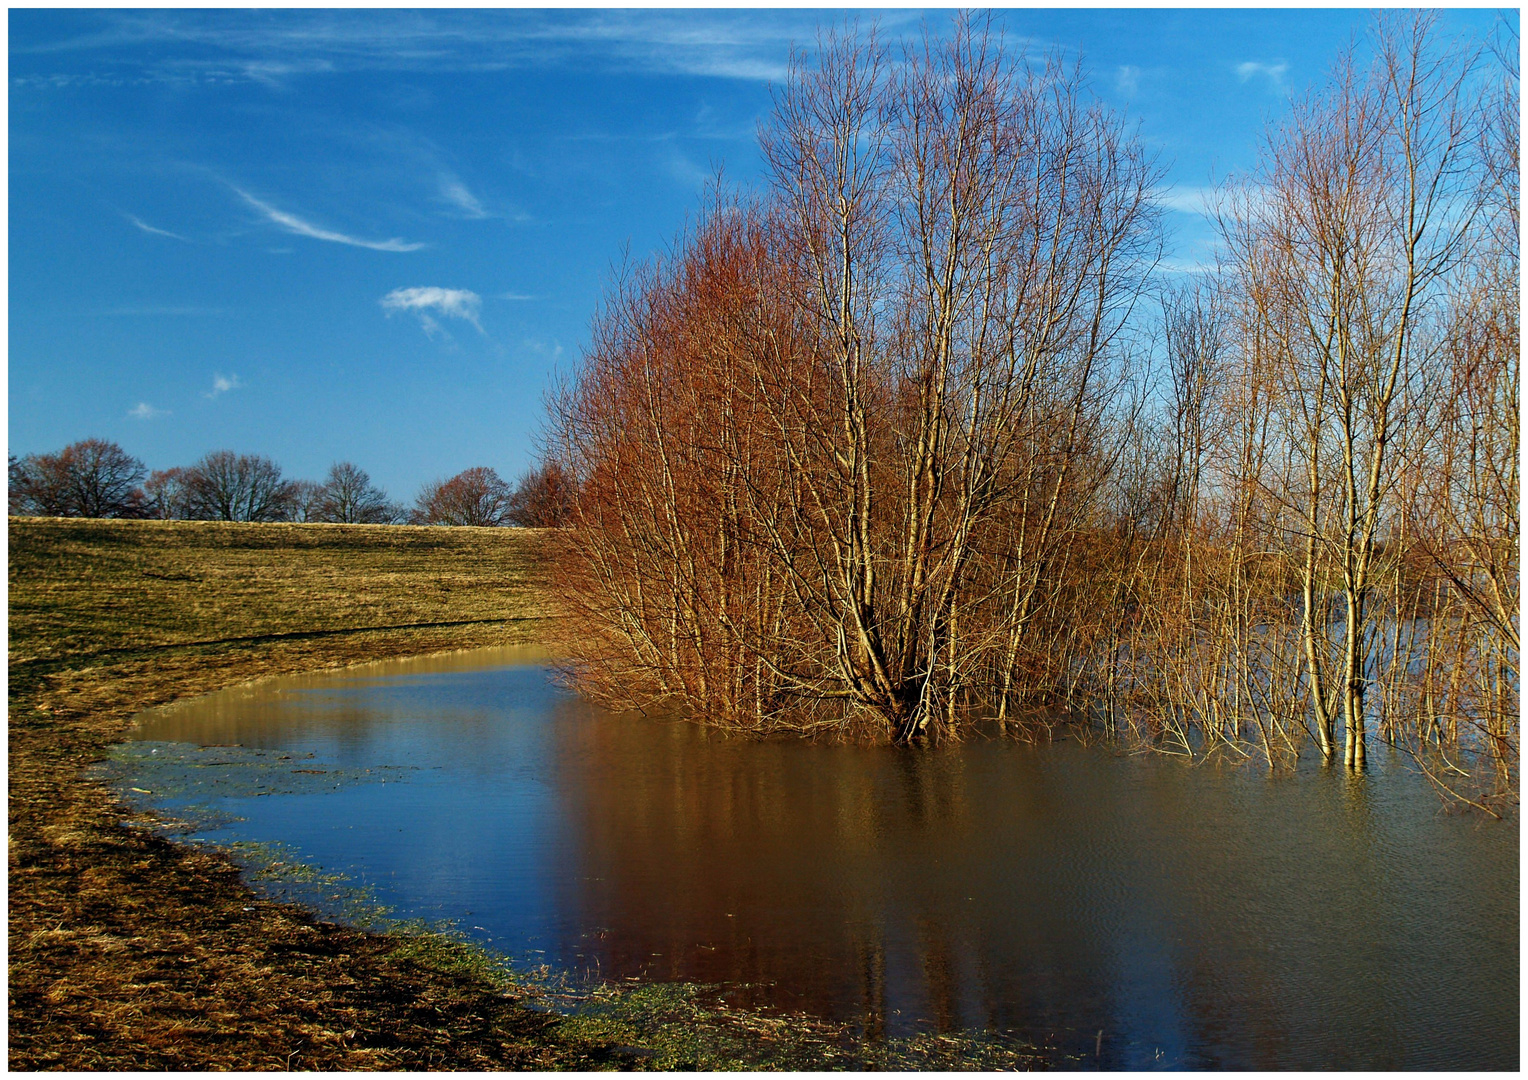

{"left": 115, "top": 649, "right": 1518, "bottom": 1069}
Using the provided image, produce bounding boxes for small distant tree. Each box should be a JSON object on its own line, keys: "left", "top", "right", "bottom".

{"left": 9, "top": 438, "right": 147, "bottom": 518}
{"left": 143, "top": 467, "right": 198, "bottom": 519}
{"left": 411, "top": 466, "right": 512, "bottom": 526}
{"left": 185, "top": 450, "right": 293, "bottom": 522}
{"left": 507, "top": 459, "right": 573, "bottom": 527}
{"left": 283, "top": 479, "right": 326, "bottom": 523}
{"left": 9, "top": 454, "right": 28, "bottom": 515}
{"left": 317, "top": 461, "right": 398, "bottom": 524}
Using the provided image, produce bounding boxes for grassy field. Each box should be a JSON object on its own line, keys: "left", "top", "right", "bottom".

{"left": 6, "top": 518, "right": 615, "bottom": 1069}
{"left": 9, "top": 517, "right": 1044, "bottom": 1070}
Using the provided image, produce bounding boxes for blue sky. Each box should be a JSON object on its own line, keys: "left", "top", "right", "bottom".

{"left": 8, "top": 7, "right": 1514, "bottom": 505}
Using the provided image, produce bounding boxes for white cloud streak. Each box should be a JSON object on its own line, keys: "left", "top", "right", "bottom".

{"left": 1155, "top": 183, "right": 1273, "bottom": 218}
{"left": 1157, "top": 258, "right": 1217, "bottom": 276}
{"left": 439, "top": 175, "right": 488, "bottom": 218}
{"left": 126, "top": 213, "right": 190, "bottom": 241}
{"left": 1114, "top": 65, "right": 1140, "bottom": 96}
{"left": 128, "top": 401, "right": 169, "bottom": 420}
{"left": 204, "top": 372, "right": 243, "bottom": 399}
{"left": 14, "top": 9, "right": 826, "bottom": 85}
{"left": 381, "top": 286, "right": 484, "bottom": 337}
{"left": 1154, "top": 186, "right": 1218, "bottom": 215}
{"left": 520, "top": 338, "right": 564, "bottom": 360}
{"left": 1236, "top": 60, "right": 1289, "bottom": 87}
{"left": 232, "top": 186, "right": 424, "bottom": 252}
{"left": 93, "top": 305, "right": 229, "bottom": 317}
{"left": 663, "top": 147, "right": 711, "bottom": 190}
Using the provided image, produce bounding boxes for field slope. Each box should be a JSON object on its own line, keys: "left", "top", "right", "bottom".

{"left": 5, "top": 518, "right": 630, "bottom": 1069}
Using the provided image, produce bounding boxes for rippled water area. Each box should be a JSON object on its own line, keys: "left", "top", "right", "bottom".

{"left": 117, "top": 649, "right": 1518, "bottom": 1069}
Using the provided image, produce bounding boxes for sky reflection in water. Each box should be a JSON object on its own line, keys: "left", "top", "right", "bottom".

{"left": 124, "top": 652, "right": 1518, "bottom": 1069}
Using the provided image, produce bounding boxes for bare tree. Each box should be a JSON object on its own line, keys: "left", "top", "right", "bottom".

{"left": 507, "top": 460, "right": 573, "bottom": 527}
{"left": 184, "top": 450, "right": 294, "bottom": 522}
{"left": 9, "top": 439, "right": 147, "bottom": 518}
{"left": 755, "top": 15, "right": 1159, "bottom": 738}
{"left": 283, "top": 479, "right": 326, "bottom": 523}
{"left": 541, "top": 11, "right": 1514, "bottom": 805}
{"left": 411, "top": 467, "right": 512, "bottom": 526}
{"left": 9, "top": 454, "right": 29, "bottom": 515}
{"left": 549, "top": 15, "right": 1162, "bottom": 741}
{"left": 142, "top": 467, "right": 198, "bottom": 519}
{"left": 317, "top": 461, "right": 397, "bottom": 523}
{"left": 1219, "top": 13, "right": 1484, "bottom": 769}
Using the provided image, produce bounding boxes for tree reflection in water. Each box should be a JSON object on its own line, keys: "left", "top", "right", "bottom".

{"left": 547, "top": 703, "right": 1516, "bottom": 1067}
{"left": 127, "top": 660, "right": 1518, "bottom": 1069}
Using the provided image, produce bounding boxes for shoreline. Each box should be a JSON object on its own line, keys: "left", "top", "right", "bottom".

{"left": 9, "top": 518, "right": 621, "bottom": 1069}
{"left": 8, "top": 518, "right": 1045, "bottom": 1070}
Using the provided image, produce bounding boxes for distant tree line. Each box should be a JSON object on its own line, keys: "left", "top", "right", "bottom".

{"left": 9, "top": 440, "right": 567, "bottom": 527}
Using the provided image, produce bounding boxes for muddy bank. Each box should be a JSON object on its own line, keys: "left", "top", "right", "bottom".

{"left": 7, "top": 519, "right": 620, "bottom": 1069}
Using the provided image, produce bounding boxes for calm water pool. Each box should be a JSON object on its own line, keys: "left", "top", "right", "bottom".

{"left": 110, "top": 649, "right": 1518, "bottom": 1069}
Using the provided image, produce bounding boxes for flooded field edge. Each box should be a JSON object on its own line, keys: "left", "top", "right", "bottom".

{"left": 96, "top": 764, "right": 1063, "bottom": 1070}
{"left": 107, "top": 646, "right": 1063, "bottom": 1069}
{"left": 104, "top": 641, "right": 1515, "bottom": 1075}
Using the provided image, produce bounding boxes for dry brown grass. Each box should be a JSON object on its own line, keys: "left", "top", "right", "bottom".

{"left": 7, "top": 518, "right": 651, "bottom": 1070}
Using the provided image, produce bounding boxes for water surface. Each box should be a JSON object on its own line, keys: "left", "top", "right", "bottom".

{"left": 116, "top": 649, "right": 1518, "bottom": 1069}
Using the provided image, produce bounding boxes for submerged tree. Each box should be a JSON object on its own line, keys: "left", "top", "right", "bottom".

{"left": 1217, "top": 12, "right": 1495, "bottom": 770}
{"left": 544, "top": 11, "right": 1517, "bottom": 808}
{"left": 1091, "top": 12, "right": 1518, "bottom": 804}
{"left": 548, "top": 15, "right": 1162, "bottom": 741}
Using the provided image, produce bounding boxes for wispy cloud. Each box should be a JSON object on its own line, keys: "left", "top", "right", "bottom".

{"left": 381, "top": 286, "right": 484, "bottom": 337}
{"left": 521, "top": 338, "right": 565, "bottom": 360}
{"left": 1155, "top": 183, "right": 1274, "bottom": 221}
{"left": 232, "top": 186, "right": 425, "bottom": 252}
{"left": 125, "top": 213, "right": 190, "bottom": 241}
{"left": 1236, "top": 60, "right": 1289, "bottom": 88}
{"left": 1158, "top": 258, "right": 1216, "bottom": 276}
{"left": 127, "top": 401, "right": 169, "bottom": 420}
{"left": 1114, "top": 65, "right": 1140, "bottom": 96}
{"left": 91, "top": 305, "right": 229, "bottom": 317}
{"left": 1154, "top": 186, "right": 1218, "bottom": 215}
{"left": 663, "top": 147, "right": 711, "bottom": 190}
{"left": 204, "top": 372, "right": 243, "bottom": 399}
{"left": 499, "top": 292, "right": 539, "bottom": 301}
{"left": 13, "top": 9, "right": 819, "bottom": 85}
{"left": 240, "top": 58, "right": 334, "bottom": 89}
{"left": 439, "top": 174, "right": 488, "bottom": 218}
